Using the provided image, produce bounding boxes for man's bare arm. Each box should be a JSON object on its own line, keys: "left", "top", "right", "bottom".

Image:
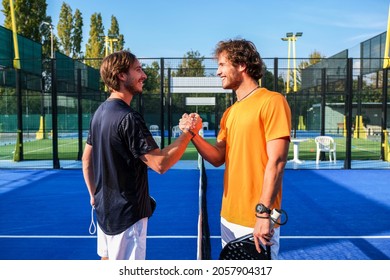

{"left": 82, "top": 143, "right": 96, "bottom": 206}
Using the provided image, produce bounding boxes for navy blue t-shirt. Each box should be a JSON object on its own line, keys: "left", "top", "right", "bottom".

{"left": 87, "top": 98, "right": 158, "bottom": 235}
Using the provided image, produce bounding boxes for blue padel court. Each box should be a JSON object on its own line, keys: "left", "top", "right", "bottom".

{"left": 0, "top": 163, "right": 389, "bottom": 260}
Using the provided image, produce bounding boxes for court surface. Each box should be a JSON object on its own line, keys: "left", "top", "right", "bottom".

{"left": 0, "top": 162, "right": 389, "bottom": 260}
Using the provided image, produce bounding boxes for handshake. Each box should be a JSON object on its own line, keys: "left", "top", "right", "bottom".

{"left": 179, "top": 113, "right": 203, "bottom": 136}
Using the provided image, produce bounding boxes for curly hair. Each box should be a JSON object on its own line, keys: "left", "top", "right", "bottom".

{"left": 100, "top": 50, "right": 137, "bottom": 92}
{"left": 213, "top": 39, "right": 263, "bottom": 81}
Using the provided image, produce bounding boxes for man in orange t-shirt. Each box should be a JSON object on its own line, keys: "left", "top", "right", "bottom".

{"left": 180, "top": 39, "right": 291, "bottom": 259}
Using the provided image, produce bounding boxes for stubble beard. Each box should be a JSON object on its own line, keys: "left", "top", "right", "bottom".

{"left": 222, "top": 77, "right": 241, "bottom": 91}
{"left": 124, "top": 79, "right": 143, "bottom": 95}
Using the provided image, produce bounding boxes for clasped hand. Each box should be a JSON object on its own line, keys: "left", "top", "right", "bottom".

{"left": 179, "top": 113, "right": 203, "bottom": 134}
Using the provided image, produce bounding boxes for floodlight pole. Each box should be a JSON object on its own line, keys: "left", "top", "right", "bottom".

{"left": 49, "top": 24, "right": 54, "bottom": 59}
{"left": 40, "top": 22, "right": 58, "bottom": 168}
{"left": 383, "top": 4, "right": 390, "bottom": 69}
{"left": 104, "top": 35, "right": 109, "bottom": 57}
{"left": 37, "top": 21, "right": 54, "bottom": 141}
{"left": 100, "top": 34, "right": 119, "bottom": 93}
{"left": 9, "top": 0, "right": 20, "bottom": 69}
{"left": 281, "top": 32, "right": 302, "bottom": 93}
{"left": 109, "top": 38, "right": 118, "bottom": 54}
{"left": 100, "top": 33, "right": 119, "bottom": 57}
{"left": 288, "top": 38, "right": 292, "bottom": 93}
{"left": 292, "top": 32, "right": 302, "bottom": 92}
{"left": 292, "top": 36, "right": 297, "bottom": 91}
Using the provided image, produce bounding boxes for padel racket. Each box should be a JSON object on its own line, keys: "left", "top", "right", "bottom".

{"left": 219, "top": 208, "right": 287, "bottom": 260}
{"left": 219, "top": 234, "right": 271, "bottom": 260}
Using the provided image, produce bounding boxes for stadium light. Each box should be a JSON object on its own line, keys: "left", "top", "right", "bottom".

{"left": 281, "top": 32, "right": 303, "bottom": 93}
{"left": 99, "top": 33, "right": 119, "bottom": 57}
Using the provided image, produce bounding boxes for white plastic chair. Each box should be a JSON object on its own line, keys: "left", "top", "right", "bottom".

{"left": 150, "top": 124, "right": 159, "bottom": 131}
{"left": 150, "top": 125, "right": 159, "bottom": 136}
{"left": 202, "top": 122, "right": 209, "bottom": 130}
{"left": 315, "top": 136, "right": 336, "bottom": 164}
{"left": 172, "top": 125, "right": 182, "bottom": 138}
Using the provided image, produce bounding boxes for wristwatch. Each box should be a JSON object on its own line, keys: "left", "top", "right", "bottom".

{"left": 255, "top": 203, "right": 271, "bottom": 215}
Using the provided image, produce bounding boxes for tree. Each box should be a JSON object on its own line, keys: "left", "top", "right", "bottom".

{"left": 261, "top": 66, "right": 285, "bottom": 92}
{"left": 57, "top": 4, "right": 83, "bottom": 59}
{"left": 2, "top": 0, "right": 48, "bottom": 42}
{"left": 299, "top": 50, "right": 324, "bottom": 69}
{"left": 175, "top": 50, "right": 205, "bottom": 77}
{"left": 72, "top": 9, "right": 83, "bottom": 58}
{"left": 57, "top": 2, "right": 73, "bottom": 56}
{"left": 2, "top": 0, "right": 59, "bottom": 58}
{"left": 172, "top": 51, "right": 208, "bottom": 120}
{"left": 292, "top": 50, "right": 326, "bottom": 92}
{"left": 143, "top": 61, "right": 160, "bottom": 93}
{"left": 85, "top": 12, "right": 105, "bottom": 68}
{"left": 107, "top": 15, "right": 124, "bottom": 52}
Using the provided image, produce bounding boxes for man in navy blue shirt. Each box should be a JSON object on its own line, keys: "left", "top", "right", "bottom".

{"left": 82, "top": 50, "right": 201, "bottom": 260}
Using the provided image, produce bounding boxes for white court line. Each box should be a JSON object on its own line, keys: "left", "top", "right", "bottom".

{"left": 0, "top": 235, "right": 200, "bottom": 239}
{"left": 23, "top": 140, "right": 79, "bottom": 155}
{"left": 0, "top": 235, "right": 96, "bottom": 239}
{"left": 282, "top": 236, "right": 390, "bottom": 239}
{"left": 1, "top": 235, "right": 390, "bottom": 239}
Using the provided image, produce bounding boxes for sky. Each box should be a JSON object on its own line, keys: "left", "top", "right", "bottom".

{"left": 1, "top": 0, "right": 389, "bottom": 58}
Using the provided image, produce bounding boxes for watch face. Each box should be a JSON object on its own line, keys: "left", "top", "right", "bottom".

{"left": 256, "top": 203, "right": 270, "bottom": 214}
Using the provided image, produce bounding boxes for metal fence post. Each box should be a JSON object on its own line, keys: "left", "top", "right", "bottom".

{"left": 274, "top": 58, "right": 278, "bottom": 92}
{"left": 51, "top": 58, "right": 60, "bottom": 169}
{"left": 167, "top": 67, "right": 172, "bottom": 144}
{"left": 381, "top": 67, "right": 388, "bottom": 160}
{"left": 160, "top": 58, "right": 165, "bottom": 148}
{"left": 77, "top": 68, "right": 83, "bottom": 161}
{"left": 344, "top": 58, "right": 353, "bottom": 169}
{"left": 13, "top": 68, "right": 23, "bottom": 161}
{"left": 319, "top": 68, "right": 326, "bottom": 161}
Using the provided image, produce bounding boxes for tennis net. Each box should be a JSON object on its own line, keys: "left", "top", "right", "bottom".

{"left": 196, "top": 157, "right": 211, "bottom": 260}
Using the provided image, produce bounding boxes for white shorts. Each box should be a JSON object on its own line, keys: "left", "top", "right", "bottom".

{"left": 220, "top": 217, "right": 280, "bottom": 260}
{"left": 97, "top": 218, "right": 148, "bottom": 260}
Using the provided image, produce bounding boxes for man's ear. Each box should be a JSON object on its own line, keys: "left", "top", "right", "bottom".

{"left": 238, "top": 63, "right": 247, "bottom": 73}
{"left": 117, "top": 72, "right": 126, "bottom": 81}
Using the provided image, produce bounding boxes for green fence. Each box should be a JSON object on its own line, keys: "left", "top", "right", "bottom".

{"left": 0, "top": 52, "right": 389, "bottom": 168}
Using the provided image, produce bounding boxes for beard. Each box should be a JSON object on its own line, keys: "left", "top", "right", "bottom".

{"left": 222, "top": 71, "right": 242, "bottom": 90}
{"left": 223, "top": 80, "right": 240, "bottom": 90}
{"left": 124, "top": 78, "right": 143, "bottom": 95}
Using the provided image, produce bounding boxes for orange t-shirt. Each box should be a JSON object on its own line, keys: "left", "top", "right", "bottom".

{"left": 217, "top": 88, "right": 291, "bottom": 227}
